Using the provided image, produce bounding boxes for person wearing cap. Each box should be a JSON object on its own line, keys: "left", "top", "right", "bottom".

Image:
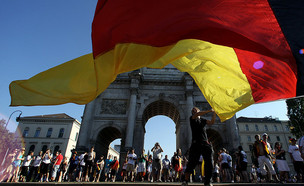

{"left": 288, "top": 138, "right": 304, "bottom": 182}
{"left": 183, "top": 107, "right": 216, "bottom": 186}
{"left": 252, "top": 134, "right": 278, "bottom": 182}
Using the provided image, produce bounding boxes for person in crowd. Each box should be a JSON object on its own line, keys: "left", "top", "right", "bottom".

{"left": 109, "top": 156, "right": 119, "bottom": 182}
{"left": 40, "top": 149, "right": 52, "bottom": 182}
{"left": 151, "top": 142, "right": 163, "bottom": 182}
{"left": 58, "top": 157, "right": 68, "bottom": 182}
{"left": 274, "top": 142, "right": 290, "bottom": 182}
{"left": 236, "top": 146, "right": 249, "bottom": 183}
{"left": 67, "top": 152, "right": 78, "bottom": 181}
{"left": 77, "top": 151, "right": 87, "bottom": 182}
{"left": 51, "top": 150, "right": 63, "bottom": 181}
{"left": 288, "top": 138, "right": 304, "bottom": 183}
{"left": 253, "top": 134, "right": 278, "bottom": 182}
{"left": 183, "top": 107, "right": 216, "bottom": 186}
{"left": 126, "top": 148, "right": 137, "bottom": 182}
{"left": 0, "top": 149, "right": 17, "bottom": 182}
{"left": 146, "top": 154, "right": 153, "bottom": 182}
{"left": 173, "top": 148, "right": 183, "bottom": 182}
{"left": 162, "top": 155, "right": 171, "bottom": 182}
{"left": 28, "top": 151, "right": 42, "bottom": 182}
{"left": 121, "top": 157, "right": 128, "bottom": 182}
{"left": 213, "top": 162, "right": 220, "bottom": 183}
{"left": 250, "top": 164, "right": 257, "bottom": 183}
{"left": 219, "top": 148, "right": 231, "bottom": 182}
{"left": 94, "top": 155, "right": 104, "bottom": 182}
{"left": 299, "top": 135, "right": 304, "bottom": 159}
{"left": 85, "top": 147, "right": 96, "bottom": 182}
{"left": 20, "top": 151, "right": 33, "bottom": 182}
{"left": 10, "top": 148, "right": 25, "bottom": 182}
{"left": 137, "top": 149, "right": 147, "bottom": 181}
{"left": 104, "top": 154, "right": 112, "bottom": 182}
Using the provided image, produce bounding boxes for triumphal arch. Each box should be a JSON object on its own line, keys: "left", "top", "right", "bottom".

{"left": 76, "top": 65, "right": 240, "bottom": 161}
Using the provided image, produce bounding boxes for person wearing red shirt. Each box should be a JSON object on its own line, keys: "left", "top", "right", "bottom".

{"left": 51, "top": 150, "right": 63, "bottom": 181}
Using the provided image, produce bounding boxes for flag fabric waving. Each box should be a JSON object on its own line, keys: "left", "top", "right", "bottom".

{"left": 10, "top": 0, "right": 304, "bottom": 121}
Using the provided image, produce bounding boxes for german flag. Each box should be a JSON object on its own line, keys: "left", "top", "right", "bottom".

{"left": 10, "top": 0, "right": 304, "bottom": 121}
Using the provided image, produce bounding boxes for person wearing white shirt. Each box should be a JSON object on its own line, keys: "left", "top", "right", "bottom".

{"left": 28, "top": 151, "right": 42, "bottom": 181}
{"left": 151, "top": 142, "right": 163, "bottom": 182}
{"left": 162, "top": 155, "right": 171, "bottom": 182}
{"left": 126, "top": 148, "right": 137, "bottom": 182}
{"left": 40, "top": 149, "right": 52, "bottom": 182}
{"left": 20, "top": 151, "right": 33, "bottom": 182}
{"left": 288, "top": 138, "right": 304, "bottom": 182}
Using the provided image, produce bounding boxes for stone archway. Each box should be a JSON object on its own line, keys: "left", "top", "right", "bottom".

{"left": 206, "top": 129, "right": 224, "bottom": 154}
{"left": 143, "top": 100, "right": 180, "bottom": 125}
{"left": 94, "top": 127, "right": 122, "bottom": 158}
{"left": 132, "top": 99, "right": 189, "bottom": 155}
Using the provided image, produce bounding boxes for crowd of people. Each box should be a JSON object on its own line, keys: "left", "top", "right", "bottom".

{"left": 1, "top": 107, "right": 304, "bottom": 185}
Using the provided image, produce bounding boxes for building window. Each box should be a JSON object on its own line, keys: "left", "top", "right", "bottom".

{"left": 75, "top": 132, "right": 79, "bottom": 141}
{"left": 285, "top": 125, "right": 289, "bottom": 131}
{"left": 46, "top": 128, "right": 53, "bottom": 138}
{"left": 34, "top": 128, "right": 41, "bottom": 138}
{"left": 247, "top": 136, "right": 252, "bottom": 142}
{"left": 245, "top": 125, "right": 249, "bottom": 131}
{"left": 42, "top": 145, "right": 48, "bottom": 153}
{"left": 255, "top": 125, "right": 259, "bottom": 131}
{"left": 276, "top": 136, "right": 280, "bottom": 141}
{"left": 264, "top": 125, "right": 268, "bottom": 131}
{"left": 274, "top": 125, "right": 278, "bottom": 131}
{"left": 58, "top": 128, "right": 64, "bottom": 138}
{"left": 23, "top": 127, "right": 29, "bottom": 137}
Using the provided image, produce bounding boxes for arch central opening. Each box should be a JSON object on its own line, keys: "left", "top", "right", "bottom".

{"left": 144, "top": 116, "right": 176, "bottom": 158}
{"left": 95, "top": 127, "right": 122, "bottom": 159}
{"left": 142, "top": 100, "right": 180, "bottom": 158}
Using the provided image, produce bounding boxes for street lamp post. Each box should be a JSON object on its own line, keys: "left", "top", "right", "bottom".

{"left": 5, "top": 110, "right": 22, "bottom": 129}
{"left": 1, "top": 110, "right": 22, "bottom": 167}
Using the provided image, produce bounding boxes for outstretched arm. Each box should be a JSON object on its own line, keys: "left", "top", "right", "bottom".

{"left": 191, "top": 109, "right": 214, "bottom": 119}
{"left": 207, "top": 110, "right": 216, "bottom": 126}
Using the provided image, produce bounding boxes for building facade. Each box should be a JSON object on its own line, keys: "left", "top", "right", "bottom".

{"left": 237, "top": 116, "right": 296, "bottom": 173}
{"left": 18, "top": 114, "right": 81, "bottom": 159}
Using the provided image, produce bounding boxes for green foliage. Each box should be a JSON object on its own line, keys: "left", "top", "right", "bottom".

{"left": 286, "top": 97, "right": 304, "bottom": 138}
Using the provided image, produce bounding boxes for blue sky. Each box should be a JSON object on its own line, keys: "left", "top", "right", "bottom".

{"left": 0, "top": 0, "right": 289, "bottom": 158}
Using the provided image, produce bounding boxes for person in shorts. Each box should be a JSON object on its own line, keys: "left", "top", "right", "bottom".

{"left": 126, "top": 149, "right": 137, "bottom": 181}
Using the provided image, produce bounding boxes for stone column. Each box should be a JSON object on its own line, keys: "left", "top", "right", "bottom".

{"left": 184, "top": 74, "right": 194, "bottom": 149}
{"left": 76, "top": 100, "right": 95, "bottom": 151}
{"left": 125, "top": 71, "right": 141, "bottom": 149}
{"left": 225, "top": 115, "right": 240, "bottom": 151}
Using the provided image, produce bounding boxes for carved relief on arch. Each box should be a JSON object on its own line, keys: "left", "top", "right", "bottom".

{"left": 100, "top": 99, "right": 128, "bottom": 115}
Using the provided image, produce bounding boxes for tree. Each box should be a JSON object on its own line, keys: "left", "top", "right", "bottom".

{"left": 286, "top": 97, "right": 304, "bottom": 138}
{"left": 0, "top": 119, "right": 23, "bottom": 161}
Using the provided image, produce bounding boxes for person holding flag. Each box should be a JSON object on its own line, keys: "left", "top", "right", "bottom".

{"left": 183, "top": 107, "right": 216, "bottom": 186}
